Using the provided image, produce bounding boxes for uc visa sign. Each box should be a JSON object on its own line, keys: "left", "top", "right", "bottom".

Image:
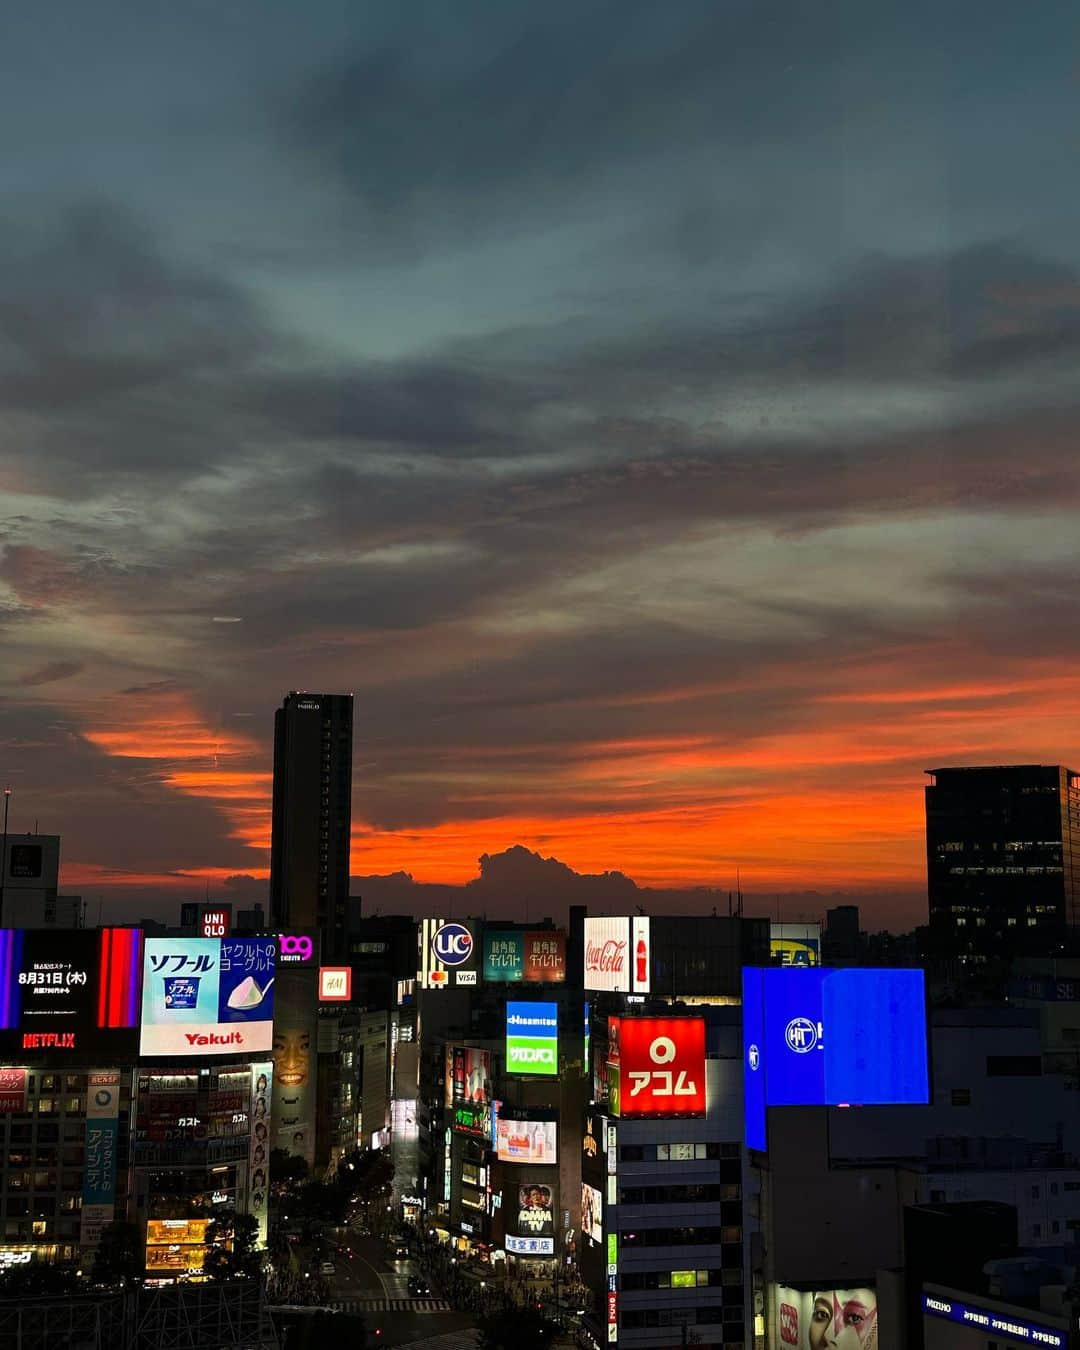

{"left": 416, "top": 919, "right": 480, "bottom": 988}
{"left": 607, "top": 1015, "right": 706, "bottom": 1117}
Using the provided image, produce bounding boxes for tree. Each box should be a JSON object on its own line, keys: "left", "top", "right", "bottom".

{"left": 478, "top": 1304, "right": 554, "bottom": 1350}
{"left": 90, "top": 1219, "right": 143, "bottom": 1286}
{"left": 203, "top": 1209, "right": 261, "bottom": 1280}
{"left": 0, "top": 1263, "right": 78, "bottom": 1299}
{"left": 270, "top": 1147, "right": 309, "bottom": 1190}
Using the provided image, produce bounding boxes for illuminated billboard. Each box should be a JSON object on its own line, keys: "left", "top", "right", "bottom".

{"left": 583, "top": 917, "right": 650, "bottom": 993}
{"left": 318, "top": 966, "right": 352, "bottom": 1001}
{"left": 743, "top": 967, "right": 929, "bottom": 1151}
{"left": 506, "top": 1001, "right": 558, "bottom": 1075}
{"left": 483, "top": 930, "right": 567, "bottom": 983}
{"left": 607, "top": 1016, "right": 706, "bottom": 1118}
{"left": 772, "top": 1285, "right": 879, "bottom": 1350}
{"left": 0, "top": 928, "right": 142, "bottom": 1060}
{"left": 581, "top": 1182, "right": 603, "bottom": 1245}
{"left": 417, "top": 918, "right": 480, "bottom": 988}
{"left": 920, "top": 1291, "right": 1064, "bottom": 1349}
{"left": 140, "top": 937, "right": 276, "bottom": 1056}
{"left": 770, "top": 922, "right": 820, "bottom": 967}
{"left": 496, "top": 1113, "right": 558, "bottom": 1164}
{"left": 515, "top": 1182, "right": 554, "bottom": 1238}
{"left": 445, "top": 1046, "right": 492, "bottom": 1107}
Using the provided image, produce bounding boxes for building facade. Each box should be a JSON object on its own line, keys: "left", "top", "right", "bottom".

{"left": 269, "top": 691, "right": 354, "bottom": 955}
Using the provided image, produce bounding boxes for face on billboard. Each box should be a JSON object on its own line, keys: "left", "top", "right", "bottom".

{"left": 581, "top": 1182, "right": 603, "bottom": 1244}
{"left": 0, "top": 928, "right": 142, "bottom": 1059}
{"left": 774, "top": 1286, "right": 879, "bottom": 1350}
{"left": 516, "top": 1183, "right": 554, "bottom": 1236}
{"left": 746, "top": 968, "right": 928, "bottom": 1130}
{"left": 615, "top": 1017, "right": 706, "bottom": 1117}
{"left": 496, "top": 1116, "right": 558, "bottom": 1164}
{"left": 140, "top": 937, "right": 276, "bottom": 1056}
{"left": 506, "top": 1001, "right": 558, "bottom": 1075}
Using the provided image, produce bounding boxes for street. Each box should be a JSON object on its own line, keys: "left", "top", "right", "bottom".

{"left": 325, "top": 1233, "right": 479, "bottom": 1348}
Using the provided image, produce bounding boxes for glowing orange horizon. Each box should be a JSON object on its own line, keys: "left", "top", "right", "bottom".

{"left": 59, "top": 666, "right": 1080, "bottom": 897}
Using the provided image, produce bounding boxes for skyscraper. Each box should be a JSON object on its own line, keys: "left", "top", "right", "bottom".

{"left": 270, "top": 692, "right": 354, "bottom": 954}
{"left": 925, "top": 764, "right": 1079, "bottom": 957}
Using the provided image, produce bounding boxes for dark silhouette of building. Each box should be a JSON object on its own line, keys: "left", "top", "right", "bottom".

{"left": 925, "top": 765, "right": 1079, "bottom": 958}
{"left": 270, "top": 691, "right": 353, "bottom": 954}
{"left": 823, "top": 903, "right": 861, "bottom": 960}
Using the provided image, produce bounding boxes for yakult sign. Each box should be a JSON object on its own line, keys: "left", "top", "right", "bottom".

{"left": 584, "top": 917, "right": 650, "bottom": 994}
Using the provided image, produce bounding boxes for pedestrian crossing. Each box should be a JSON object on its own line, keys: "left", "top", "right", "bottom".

{"left": 331, "top": 1297, "right": 452, "bottom": 1314}
{"left": 386, "top": 1331, "right": 481, "bottom": 1350}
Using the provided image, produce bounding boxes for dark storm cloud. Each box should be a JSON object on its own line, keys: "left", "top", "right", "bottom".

{"left": 17, "top": 660, "right": 84, "bottom": 687}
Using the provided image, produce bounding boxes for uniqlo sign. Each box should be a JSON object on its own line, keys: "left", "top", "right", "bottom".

{"left": 617, "top": 1016, "right": 706, "bottom": 1117}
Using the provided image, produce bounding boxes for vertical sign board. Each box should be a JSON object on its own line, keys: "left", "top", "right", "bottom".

{"left": 248, "top": 1062, "right": 272, "bottom": 1247}
{"left": 631, "top": 916, "right": 650, "bottom": 994}
{"left": 80, "top": 1070, "right": 121, "bottom": 1250}
{"left": 506, "top": 1001, "right": 559, "bottom": 1075}
{"left": 0, "top": 1068, "right": 27, "bottom": 1113}
{"left": 742, "top": 967, "right": 767, "bottom": 1151}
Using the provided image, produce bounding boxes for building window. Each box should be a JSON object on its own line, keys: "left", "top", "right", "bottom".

{"left": 951, "top": 1088, "right": 971, "bottom": 1106}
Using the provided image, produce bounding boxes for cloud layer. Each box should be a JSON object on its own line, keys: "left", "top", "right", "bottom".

{"left": 2, "top": 1, "right": 1079, "bottom": 928}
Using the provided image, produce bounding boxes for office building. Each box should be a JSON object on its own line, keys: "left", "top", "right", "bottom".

{"left": 269, "top": 691, "right": 354, "bottom": 955}
{"left": 925, "top": 765, "right": 1080, "bottom": 958}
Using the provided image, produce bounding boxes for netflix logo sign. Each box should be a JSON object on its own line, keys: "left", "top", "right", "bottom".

{"left": 583, "top": 916, "right": 650, "bottom": 994}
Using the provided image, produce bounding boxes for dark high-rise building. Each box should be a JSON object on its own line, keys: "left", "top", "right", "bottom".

{"left": 925, "top": 764, "right": 1080, "bottom": 957}
{"left": 270, "top": 691, "right": 353, "bottom": 953}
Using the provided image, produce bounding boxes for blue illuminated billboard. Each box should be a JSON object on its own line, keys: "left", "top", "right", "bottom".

{"left": 743, "top": 967, "right": 929, "bottom": 1150}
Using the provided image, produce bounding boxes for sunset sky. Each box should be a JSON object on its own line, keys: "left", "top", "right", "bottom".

{"left": 2, "top": 1, "right": 1079, "bottom": 928}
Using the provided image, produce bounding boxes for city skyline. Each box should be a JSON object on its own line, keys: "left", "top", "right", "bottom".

{"left": 3, "top": 1, "right": 1079, "bottom": 926}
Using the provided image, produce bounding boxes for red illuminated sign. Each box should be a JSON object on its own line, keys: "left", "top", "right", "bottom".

{"left": 200, "top": 906, "right": 232, "bottom": 939}
{"left": 616, "top": 1017, "right": 706, "bottom": 1117}
{"left": 607, "top": 1292, "right": 618, "bottom": 1323}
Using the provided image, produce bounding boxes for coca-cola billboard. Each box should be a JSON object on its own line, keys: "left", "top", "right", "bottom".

{"left": 583, "top": 916, "right": 651, "bottom": 994}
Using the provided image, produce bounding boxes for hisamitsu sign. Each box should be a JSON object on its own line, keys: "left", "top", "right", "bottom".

{"left": 506, "top": 1001, "right": 558, "bottom": 1075}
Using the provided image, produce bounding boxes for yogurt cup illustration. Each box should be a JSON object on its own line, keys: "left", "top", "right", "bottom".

{"left": 163, "top": 977, "right": 200, "bottom": 1008}
{"left": 227, "top": 976, "right": 274, "bottom": 1010}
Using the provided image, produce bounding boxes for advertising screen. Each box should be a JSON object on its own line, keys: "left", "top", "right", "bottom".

{"left": 770, "top": 922, "right": 821, "bottom": 967}
{"left": 318, "top": 966, "right": 352, "bottom": 1001}
{"left": 249, "top": 1062, "right": 272, "bottom": 1245}
{"left": 273, "top": 965, "right": 316, "bottom": 1168}
{"left": 446, "top": 1046, "right": 492, "bottom": 1107}
{"left": 0, "top": 928, "right": 142, "bottom": 1060}
{"left": 496, "top": 1115, "right": 558, "bottom": 1164}
{"left": 609, "top": 1016, "right": 706, "bottom": 1118}
{"left": 516, "top": 1182, "right": 554, "bottom": 1238}
{"left": 920, "top": 1292, "right": 1064, "bottom": 1349}
{"left": 584, "top": 917, "right": 650, "bottom": 993}
{"left": 584, "top": 917, "right": 632, "bottom": 992}
{"left": 417, "top": 918, "right": 479, "bottom": 988}
{"left": 581, "top": 1182, "right": 603, "bottom": 1245}
{"left": 80, "top": 1070, "right": 121, "bottom": 1250}
{"left": 743, "top": 968, "right": 929, "bottom": 1139}
{"left": 773, "top": 1285, "right": 879, "bottom": 1350}
{"left": 506, "top": 1001, "right": 558, "bottom": 1075}
{"left": 483, "top": 930, "right": 567, "bottom": 983}
{"left": 743, "top": 966, "right": 768, "bottom": 1151}
{"left": 140, "top": 936, "right": 276, "bottom": 1056}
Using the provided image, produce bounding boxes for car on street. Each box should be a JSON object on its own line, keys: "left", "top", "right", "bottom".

{"left": 319, "top": 1261, "right": 336, "bottom": 1276}
{"left": 407, "top": 1275, "right": 432, "bottom": 1297}
{"left": 392, "top": 1243, "right": 409, "bottom": 1259}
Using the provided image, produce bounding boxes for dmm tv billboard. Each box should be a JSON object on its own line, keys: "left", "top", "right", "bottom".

{"left": 742, "top": 967, "right": 929, "bottom": 1151}
{"left": 0, "top": 928, "right": 142, "bottom": 1060}
{"left": 140, "top": 937, "right": 276, "bottom": 1056}
{"left": 506, "top": 1001, "right": 558, "bottom": 1075}
{"left": 607, "top": 1016, "right": 706, "bottom": 1117}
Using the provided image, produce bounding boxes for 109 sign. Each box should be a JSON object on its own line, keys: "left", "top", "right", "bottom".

{"left": 617, "top": 1017, "right": 706, "bottom": 1117}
